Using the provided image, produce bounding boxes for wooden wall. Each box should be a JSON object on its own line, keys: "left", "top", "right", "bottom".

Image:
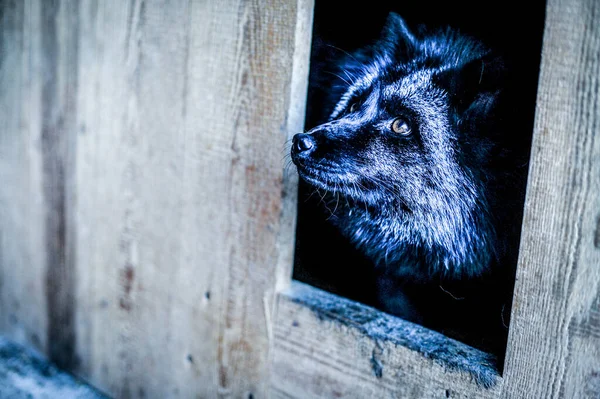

{"left": 0, "top": 0, "right": 312, "bottom": 397}
{"left": 1, "top": 0, "right": 599, "bottom": 398}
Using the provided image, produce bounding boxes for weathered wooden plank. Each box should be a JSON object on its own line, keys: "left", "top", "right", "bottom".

{"left": 69, "top": 0, "right": 311, "bottom": 397}
{"left": 501, "top": 0, "right": 600, "bottom": 397}
{"left": 1, "top": 0, "right": 312, "bottom": 396}
{"left": 40, "top": 0, "right": 80, "bottom": 370}
{"left": 272, "top": 282, "right": 503, "bottom": 398}
{"left": 0, "top": 0, "right": 48, "bottom": 354}
{"left": 5, "top": 0, "right": 596, "bottom": 396}
{"left": 275, "top": 0, "right": 314, "bottom": 295}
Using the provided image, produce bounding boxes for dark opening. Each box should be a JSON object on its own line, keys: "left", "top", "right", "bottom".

{"left": 292, "top": 0, "right": 546, "bottom": 367}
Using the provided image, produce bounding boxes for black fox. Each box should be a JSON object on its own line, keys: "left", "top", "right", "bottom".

{"left": 291, "top": 13, "right": 530, "bottom": 355}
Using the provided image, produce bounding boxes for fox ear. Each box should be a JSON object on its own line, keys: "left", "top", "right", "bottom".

{"left": 434, "top": 53, "right": 506, "bottom": 109}
{"left": 378, "top": 12, "right": 418, "bottom": 58}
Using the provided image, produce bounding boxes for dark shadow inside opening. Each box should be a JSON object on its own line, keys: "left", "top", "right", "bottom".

{"left": 292, "top": 0, "right": 547, "bottom": 371}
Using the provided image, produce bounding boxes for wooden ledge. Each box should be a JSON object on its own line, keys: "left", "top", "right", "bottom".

{"left": 271, "top": 281, "right": 503, "bottom": 398}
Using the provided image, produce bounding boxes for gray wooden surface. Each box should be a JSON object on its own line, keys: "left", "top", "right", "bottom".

{"left": 501, "top": 0, "right": 600, "bottom": 397}
{"left": 0, "top": 0, "right": 312, "bottom": 397}
{"left": 271, "top": 282, "right": 501, "bottom": 398}
{"left": 1, "top": 0, "right": 599, "bottom": 397}
{"left": 0, "top": 0, "right": 50, "bottom": 362}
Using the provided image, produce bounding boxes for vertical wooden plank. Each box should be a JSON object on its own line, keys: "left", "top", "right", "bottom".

{"left": 0, "top": 0, "right": 48, "bottom": 353}
{"left": 1, "top": 0, "right": 311, "bottom": 396}
{"left": 0, "top": 0, "right": 80, "bottom": 370}
{"left": 69, "top": 0, "right": 311, "bottom": 397}
{"left": 502, "top": 0, "right": 600, "bottom": 397}
{"left": 40, "top": 0, "right": 80, "bottom": 370}
{"left": 74, "top": 3, "right": 194, "bottom": 395}
{"left": 274, "top": 0, "right": 314, "bottom": 295}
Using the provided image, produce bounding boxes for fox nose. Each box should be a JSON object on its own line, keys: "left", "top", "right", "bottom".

{"left": 292, "top": 133, "right": 315, "bottom": 153}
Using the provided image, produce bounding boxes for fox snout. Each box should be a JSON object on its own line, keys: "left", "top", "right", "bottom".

{"left": 291, "top": 129, "right": 325, "bottom": 166}
{"left": 291, "top": 120, "right": 356, "bottom": 166}
{"left": 292, "top": 133, "right": 315, "bottom": 157}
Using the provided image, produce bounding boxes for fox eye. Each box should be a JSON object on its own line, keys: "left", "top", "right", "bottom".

{"left": 391, "top": 117, "right": 411, "bottom": 135}
{"left": 349, "top": 102, "right": 359, "bottom": 113}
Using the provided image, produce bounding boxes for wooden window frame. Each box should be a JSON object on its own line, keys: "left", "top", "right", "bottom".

{"left": 271, "top": 0, "right": 600, "bottom": 397}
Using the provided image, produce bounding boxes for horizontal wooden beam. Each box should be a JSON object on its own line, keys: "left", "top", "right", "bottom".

{"left": 271, "top": 281, "right": 503, "bottom": 398}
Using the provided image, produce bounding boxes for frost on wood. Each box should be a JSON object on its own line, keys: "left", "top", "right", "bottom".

{"left": 0, "top": 337, "right": 108, "bottom": 399}
{"left": 286, "top": 281, "right": 500, "bottom": 388}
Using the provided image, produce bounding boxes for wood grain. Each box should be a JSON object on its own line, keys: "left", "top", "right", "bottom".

{"left": 501, "top": 0, "right": 600, "bottom": 397}
{"left": 40, "top": 0, "right": 79, "bottom": 370}
{"left": 72, "top": 0, "right": 311, "bottom": 397}
{"left": 1, "top": 0, "right": 312, "bottom": 397}
{"left": 0, "top": 0, "right": 49, "bottom": 355}
{"left": 1, "top": 0, "right": 598, "bottom": 396}
{"left": 272, "top": 282, "right": 502, "bottom": 398}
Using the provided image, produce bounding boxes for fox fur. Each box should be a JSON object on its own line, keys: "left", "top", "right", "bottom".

{"left": 291, "top": 13, "right": 530, "bottom": 356}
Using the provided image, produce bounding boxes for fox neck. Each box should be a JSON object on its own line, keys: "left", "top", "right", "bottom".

{"left": 336, "top": 195, "right": 497, "bottom": 281}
